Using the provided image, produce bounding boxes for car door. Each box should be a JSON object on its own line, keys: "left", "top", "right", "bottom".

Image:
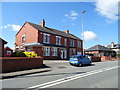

{"left": 80, "top": 56, "right": 85, "bottom": 64}
{"left": 85, "top": 56, "right": 90, "bottom": 64}
{"left": 82, "top": 56, "right": 88, "bottom": 64}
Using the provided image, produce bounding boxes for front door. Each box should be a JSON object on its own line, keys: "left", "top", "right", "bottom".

{"left": 64, "top": 49, "right": 67, "bottom": 59}
{"left": 60, "top": 50, "right": 63, "bottom": 59}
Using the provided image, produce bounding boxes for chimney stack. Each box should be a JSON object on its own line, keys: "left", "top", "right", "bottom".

{"left": 40, "top": 19, "right": 45, "bottom": 27}
{"left": 64, "top": 30, "right": 69, "bottom": 34}
{"left": 111, "top": 42, "right": 114, "bottom": 48}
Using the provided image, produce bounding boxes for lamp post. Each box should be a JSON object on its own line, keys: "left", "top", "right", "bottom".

{"left": 82, "top": 10, "right": 86, "bottom": 55}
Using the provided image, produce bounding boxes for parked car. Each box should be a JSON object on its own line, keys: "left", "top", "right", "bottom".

{"left": 69, "top": 55, "right": 92, "bottom": 67}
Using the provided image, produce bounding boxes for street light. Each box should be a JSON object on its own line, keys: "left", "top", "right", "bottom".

{"left": 82, "top": 10, "right": 86, "bottom": 55}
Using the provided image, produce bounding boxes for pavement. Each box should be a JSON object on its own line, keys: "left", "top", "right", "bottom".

{"left": 0, "top": 60, "right": 68, "bottom": 79}
{"left": 0, "top": 64, "right": 52, "bottom": 79}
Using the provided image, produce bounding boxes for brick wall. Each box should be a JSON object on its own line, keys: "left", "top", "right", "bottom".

{"left": 101, "top": 56, "right": 111, "bottom": 61}
{"left": 0, "top": 42, "right": 4, "bottom": 57}
{"left": 91, "top": 56, "right": 101, "bottom": 62}
{"left": 1, "top": 57, "right": 43, "bottom": 73}
{"left": 15, "top": 22, "right": 39, "bottom": 50}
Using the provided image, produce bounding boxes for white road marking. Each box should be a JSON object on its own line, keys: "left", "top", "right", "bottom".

{"left": 27, "top": 66, "right": 119, "bottom": 89}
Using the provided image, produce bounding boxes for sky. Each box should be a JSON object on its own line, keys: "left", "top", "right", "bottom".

{"left": 0, "top": 0, "right": 119, "bottom": 49}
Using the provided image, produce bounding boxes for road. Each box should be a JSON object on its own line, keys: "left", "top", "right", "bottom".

{"left": 1, "top": 60, "right": 119, "bottom": 89}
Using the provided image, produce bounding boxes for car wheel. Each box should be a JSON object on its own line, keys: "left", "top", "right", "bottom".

{"left": 78, "top": 62, "right": 82, "bottom": 67}
{"left": 70, "top": 63, "right": 73, "bottom": 65}
{"left": 89, "top": 62, "right": 92, "bottom": 65}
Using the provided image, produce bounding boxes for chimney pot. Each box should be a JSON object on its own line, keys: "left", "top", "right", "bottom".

{"left": 111, "top": 42, "right": 114, "bottom": 48}
{"left": 64, "top": 30, "right": 69, "bottom": 34}
{"left": 40, "top": 19, "right": 45, "bottom": 27}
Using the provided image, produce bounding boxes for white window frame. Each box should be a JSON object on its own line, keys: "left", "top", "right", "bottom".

{"left": 6, "top": 51, "right": 11, "bottom": 54}
{"left": 73, "top": 49, "right": 76, "bottom": 54}
{"left": 56, "top": 36, "right": 61, "bottom": 45}
{"left": 43, "top": 33, "right": 50, "bottom": 44}
{"left": 52, "top": 47, "right": 58, "bottom": 56}
{"left": 78, "top": 41, "right": 81, "bottom": 48}
{"left": 64, "top": 38, "right": 67, "bottom": 46}
{"left": 43, "top": 47, "right": 50, "bottom": 56}
{"left": 69, "top": 49, "right": 72, "bottom": 57}
{"left": 22, "top": 35, "right": 26, "bottom": 44}
{"left": 20, "top": 46, "right": 25, "bottom": 51}
{"left": 27, "top": 46, "right": 32, "bottom": 52}
{"left": 70, "top": 39, "right": 74, "bottom": 47}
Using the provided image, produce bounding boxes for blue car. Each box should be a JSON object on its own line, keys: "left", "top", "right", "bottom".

{"left": 69, "top": 55, "right": 92, "bottom": 67}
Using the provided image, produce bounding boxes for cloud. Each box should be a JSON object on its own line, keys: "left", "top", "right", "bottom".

{"left": 1, "top": 24, "right": 22, "bottom": 31}
{"left": 81, "top": 31, "right": 98, "bottom": 41}
{"left": 69, "top": 17, "right": 77, "bottom": 20}
{"left": 95, "top": 0, "right": 119, "bottom": 23}
{"left": 71, "top": 23, "right": 75, "bottom": 26}
{"left": 65, "top": 14, "right": 69, "bottom": 17}
{"left": 64, "top": 10, "right": 78, "bottom": 21}
{"left": 70, "top": 11, "right": 78, "bottom": 16}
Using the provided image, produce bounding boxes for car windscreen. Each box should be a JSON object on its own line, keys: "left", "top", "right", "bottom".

{"left": 71, "top": 56, "right": 78, "bottom": 59}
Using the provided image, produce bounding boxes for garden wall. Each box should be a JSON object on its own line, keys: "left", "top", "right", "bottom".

{"left": 0, "top": 57, "right": 43, "bottom": 73}
{"left": 91, "top": 56, "right": 101, "bottom": 62}
{"left": 101, "top": 56, "right": 111, "bottom": 61}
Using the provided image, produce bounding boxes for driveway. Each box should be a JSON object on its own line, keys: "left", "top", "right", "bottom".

{"left": 43, "top": 60, "right": 70, "bottom": 70}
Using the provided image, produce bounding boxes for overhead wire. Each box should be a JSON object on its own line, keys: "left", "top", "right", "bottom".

{"left": 80, "top": 2, "right": 120, "bottom": 16}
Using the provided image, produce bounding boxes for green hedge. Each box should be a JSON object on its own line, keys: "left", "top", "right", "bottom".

{"left": 10, "top": 51, "right": 38, "bottom": 57}
{"left": 10, "top": 51, "right": 26, "bottom": 57}
{"left": 116, "top": 54, "right": 120, "bottom": 57}
{"left": 24, "top": 52, "right": 38, "bottom": 57}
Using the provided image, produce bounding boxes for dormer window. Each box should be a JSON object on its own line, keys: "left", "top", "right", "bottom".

{"left": 43, "top": 33, "right": 50, "bottom": 43}
{"left": 22, "top": 35, "right": 26, "bottom": 44}
{"left": 56, "top": 36, "right": 61, "bottom": 45}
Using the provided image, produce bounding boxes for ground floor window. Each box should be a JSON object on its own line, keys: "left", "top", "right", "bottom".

{"left": 52, "top": 47, "right": 58, "bottom": 56}
{"left": 77, "top": 52, "right": 82, "bottom": 55}
{"left": 73, "top": 49, "right": 76, "bottom": 55}
{"left": 27, "top": 46, "right": 32, "bottom": 52}
{"left": 69, "top": 49, "right": 72, "bottom": 57}
{"left": 43, "top": 47, "right": 50, "bottom": 56}
{"left": 6, "top": 51, "right": 12, "bottom": 56}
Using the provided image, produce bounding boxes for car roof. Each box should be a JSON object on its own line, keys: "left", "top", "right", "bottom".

{"left": 72, "top": 55, "right": 84, "bottom": 57}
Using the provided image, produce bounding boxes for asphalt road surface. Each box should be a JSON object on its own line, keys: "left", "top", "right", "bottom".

{"left": 1, "top": 60, "right": 119, "bottom": 89}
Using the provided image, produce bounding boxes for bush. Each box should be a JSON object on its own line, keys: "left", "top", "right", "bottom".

{"left": 23, "top": 52, "right": 38, "bottom": 57}
{"left": 10, "top": 51, "right": 26, "bottom": 57}
{"left": 116, "top": 54, "right": 120, "bottom": 57}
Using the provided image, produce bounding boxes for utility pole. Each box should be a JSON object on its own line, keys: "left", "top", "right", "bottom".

{"left": 82, "top": 10, "right": 86, "bottom": 55}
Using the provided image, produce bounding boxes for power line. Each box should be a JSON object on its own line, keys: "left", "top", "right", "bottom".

{"left": 81, "top": 2, "right": 120, "bottom": 16}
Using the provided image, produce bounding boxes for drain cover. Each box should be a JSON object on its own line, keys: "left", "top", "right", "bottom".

{"left": 58, "top": 66, "right": 66, "bottom": 68}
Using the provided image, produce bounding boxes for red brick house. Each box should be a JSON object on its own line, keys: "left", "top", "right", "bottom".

{"left": 4, "top": 46, "right": 13, "bottom": 57}
{"left": 85, "top": 45, "right": 116, "bottom": 57}
{"left": 15, "top": 19, "right": 83, "bottom": 59}
{"left": 85, "top": 45, "right": 116, "bottom": 61}
{"left": 0, "top": 38, "right": 7, "bottom": 57}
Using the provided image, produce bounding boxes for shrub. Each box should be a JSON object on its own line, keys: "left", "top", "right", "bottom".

{"left": 23, "top": 52, "right": 38, "bottom": 57}
{"left": 116, "top": 54, "right": 120, "bottom": 57}
{"left": 10, "top": 51, "right": 26, "bottom": 57}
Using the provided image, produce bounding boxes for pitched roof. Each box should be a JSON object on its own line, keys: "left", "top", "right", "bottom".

{"left": 107, "top": 44, "right": 120, "bottom": 49}
{"left": 27, "top": 22, "right": 81, "bottom": 40}
{"left": 0, "top": 37, "right": 7, "bottom": 44}
{"left": 85, "top": 45, "right": 114, "bottom": 52}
